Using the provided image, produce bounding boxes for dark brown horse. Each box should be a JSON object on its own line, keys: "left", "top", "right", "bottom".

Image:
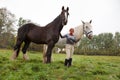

{"left": 11, "top": 6, "right": 69, "bottom": 63}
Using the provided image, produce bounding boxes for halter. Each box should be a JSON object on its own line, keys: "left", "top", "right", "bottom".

{"left": 83, "top": 24, "right": 93, "bottom": 36}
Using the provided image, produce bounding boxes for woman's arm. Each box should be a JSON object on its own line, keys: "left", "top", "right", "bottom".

{"left": 69, "top": 37, "right": 80, "bottom": 43}
{"left": 60, "top": 33, "right": 67, "bottom": 38}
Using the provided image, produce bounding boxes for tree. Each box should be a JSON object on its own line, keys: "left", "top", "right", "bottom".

{"left": 0, "top": 8, "right": 16, "bottom": 34}
{"left": 0, "top": 8, "right": 16, "bottom": 49}
{"left": 114, "top": 32, "right": 120, "bottom": 49}
{"left": 18, "top": 17, "right": 31, "bottom": 27}
{"left": 113, "top": 32, "right": 120, "bottom": 55}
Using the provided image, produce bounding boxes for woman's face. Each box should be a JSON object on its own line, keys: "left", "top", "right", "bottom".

{"left": 69, "top": 29, "right": 74, "bottom": 33}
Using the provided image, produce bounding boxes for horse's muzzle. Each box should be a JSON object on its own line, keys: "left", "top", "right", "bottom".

{"left": 88, "top": 35, "right": 93, "bottom": 39}
{"left": 64, "top": 21, "right": 68, "bottom": 25}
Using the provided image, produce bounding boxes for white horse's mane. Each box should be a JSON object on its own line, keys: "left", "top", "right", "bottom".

{"left": 74, "top": 24, "right": 84, "bottom": 40}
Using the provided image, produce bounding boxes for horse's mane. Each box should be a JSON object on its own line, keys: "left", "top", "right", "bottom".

{"left": 45, "top": 14, "right": 61, "bottom": 27}
{"left": 74, "top": 24, "right": 84, "bottom": 40}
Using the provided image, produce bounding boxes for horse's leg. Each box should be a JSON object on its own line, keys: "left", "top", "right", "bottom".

{"left": 46, "top": 42, "right": 55, "bottom": 63}
{"left": 43, "top": 44, "right": 48, "bottom": 63}
{"left": 22, "top": 41, "right": 30, "bottom": 60}
{"left": 10, "top": 39, "right": 23, "bottom": 60}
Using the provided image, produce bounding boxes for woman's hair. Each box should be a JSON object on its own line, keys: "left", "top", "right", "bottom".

{"left": 69, "top": 28, "right": 74, "bottom": 32}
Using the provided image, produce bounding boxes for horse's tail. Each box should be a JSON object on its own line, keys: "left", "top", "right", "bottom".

{"left": 17, "top": 23, "right": 31, "bottom": 41}
{"left": 13, "top": 23, "right": 31, "bottom": 58}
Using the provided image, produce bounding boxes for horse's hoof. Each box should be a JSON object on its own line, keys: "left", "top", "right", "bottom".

{"left": 10, "top": 56, "right": 15, "bottom": 61}
{"left": 43, "top": 57, "right": 47, "bottom": 63}
{"left": 46, "top": 60, "right": 51, "bottom": 63}
{"left": 10, "top": 57, "right": 16, "bottom": 61}
{"left": 10, "top": 52, "right": 17, "bottom": 61}
{"left": 23, "top": 54, "right": 29, "bottom": 60}
{"left": 43, "top": 61, "right": 46, "bottom": 63}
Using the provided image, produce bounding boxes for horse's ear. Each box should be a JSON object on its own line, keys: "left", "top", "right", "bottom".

{"left": 89, "top": 20, "right": 92, "bottom": 24}
{"left": 81, "top": 20, "right": 85, "bottom": 24}
{"left": 67, "top": 7, "right": 69, "bottom": 11}
{"left": 62, "top": 6, "right": 64, "bottom": 10}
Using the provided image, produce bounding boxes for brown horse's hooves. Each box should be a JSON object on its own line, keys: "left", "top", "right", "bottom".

{"left": 23, "top": 54, "right": 29, "bottom": 60}
{"left": 10, "top": 52, "right": 17, "bottom": 60}
{"left": 43, "top": 60, "right": 51, "bottom": 64}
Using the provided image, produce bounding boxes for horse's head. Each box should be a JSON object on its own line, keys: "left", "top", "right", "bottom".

{"left": 61, "top": 6, "right": 69, "bottom": 26}
{"left": 82, "top": 20, "right": 93, "bottom": 39}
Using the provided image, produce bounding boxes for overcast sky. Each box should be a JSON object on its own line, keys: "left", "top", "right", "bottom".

{"left": 0, "top": 0, "right": 120, "bottom": 35}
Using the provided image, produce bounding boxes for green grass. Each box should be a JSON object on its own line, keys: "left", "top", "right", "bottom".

{"left": 0, "top": 49, "right": 120, "bottom": 80}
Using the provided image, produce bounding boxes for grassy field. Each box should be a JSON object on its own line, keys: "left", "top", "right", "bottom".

{"left": 0, "top": 49, "right": 120, "bottom": 80}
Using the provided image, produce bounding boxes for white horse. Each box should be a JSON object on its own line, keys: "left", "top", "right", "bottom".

{"left": 43, "top": 20, "right": 93, "bottom": 63}
{"left": 74, "top": 20, "right": 93, "bottom": 46}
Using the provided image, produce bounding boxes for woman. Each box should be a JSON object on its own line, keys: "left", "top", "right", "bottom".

{"left": 60, "top": 28, "right": 80, "bottom": 67}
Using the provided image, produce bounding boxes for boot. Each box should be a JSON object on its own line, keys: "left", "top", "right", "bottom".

{"left": 64, "top": 59, "right": 68, "bottom": 66}
{"left": 68, "top": 58, "right": 72, "bottom": 67}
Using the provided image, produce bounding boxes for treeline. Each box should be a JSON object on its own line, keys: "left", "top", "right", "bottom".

{"left": 74, "top": 32, "right": 120, "bottom": 56}
{"left": 0, "top": 8, "right": 120, "bottom": 56}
